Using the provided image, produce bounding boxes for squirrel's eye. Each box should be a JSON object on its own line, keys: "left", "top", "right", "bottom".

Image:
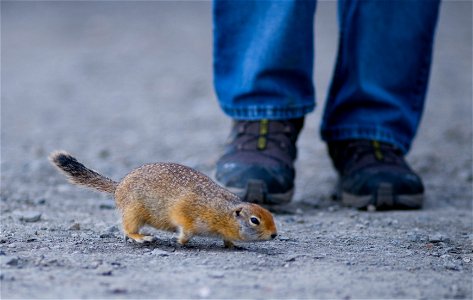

{"left": 250, "top": 217, "right": 260, "bottom": 225}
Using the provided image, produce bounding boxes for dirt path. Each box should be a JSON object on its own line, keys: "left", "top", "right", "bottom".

{"left": 1, "top": 2, "right": 472, "bottom": 299}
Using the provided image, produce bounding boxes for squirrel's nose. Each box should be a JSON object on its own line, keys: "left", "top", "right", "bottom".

{"left": 271, "top": 233, "right": 277, "bottom": 239}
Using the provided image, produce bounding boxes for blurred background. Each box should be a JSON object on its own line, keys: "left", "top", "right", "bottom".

{"left": 1, "top": 2, "right": 472, "bottom": 299}
{"left": 1, "top": 1, "right": 472, "bottom": 204}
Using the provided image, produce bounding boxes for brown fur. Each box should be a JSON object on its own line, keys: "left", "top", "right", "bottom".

{"left": 49, "top": 151, "right": 277, "bottom": 247}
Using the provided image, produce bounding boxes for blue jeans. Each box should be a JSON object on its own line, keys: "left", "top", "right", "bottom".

{"left": 213, "top": 0, "right": 440, "bottom": 153}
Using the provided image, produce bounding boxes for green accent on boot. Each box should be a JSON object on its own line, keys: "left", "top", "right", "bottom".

{"left": 372, "top": 140, "right": 384, "bottom": 161}
{"left": 257, "top": 119, "right": 269, "bottom": 150}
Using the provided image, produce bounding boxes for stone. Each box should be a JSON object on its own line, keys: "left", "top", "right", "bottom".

{"left": 99, "top": 202, "right": 115, "bottom": 210}
{"left": 97, "top": 266, "right": 113, "bottom": 276}
{"left": 69, "top": 223, "right": 81, "bottom": 230}
{"left": 35, "top": 198, "right": 46, "bottom": 205}
{"left": 443, "top": 261, "right": 461, "bottom": 271}
{"left": 99, "top": 233, "right": 115, "bottom": 239}
{"left": 1, "top": 256, "right": 19, "bottom": 266}
{"left": 17, "top": 211, "right": 41, "bottom": 222}
{"left": 407, "top": 232, "right": 426, "bottom": 242}
{"left": 107, "top": 225, "right": 120, "bottom": 233}
{"left": 429, "top": 233, "right": 445, "bottom": 243}
{"left": 285, "top": 256, "right": 297, "bottom": 262}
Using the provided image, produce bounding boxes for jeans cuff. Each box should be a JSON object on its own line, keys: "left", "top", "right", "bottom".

{"left": 220, "top": 104, "right": 315, "bottom": 120}
{"left": 321, "top": 125, "right": 411, "bottom": 153}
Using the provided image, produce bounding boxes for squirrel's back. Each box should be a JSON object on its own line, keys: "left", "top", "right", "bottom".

{"left": 116, "top": 162, "right": 240, "bottom": 208}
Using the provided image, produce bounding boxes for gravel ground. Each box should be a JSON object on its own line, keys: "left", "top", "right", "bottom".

{"left": 1, "top": 2, "right": 472, "bottom": 299}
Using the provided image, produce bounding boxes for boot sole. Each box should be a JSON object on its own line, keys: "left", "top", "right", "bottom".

{"left": 340, "top": 182, "right": 424, "bottom": 210}
{"left": 215, "top": 176, "right": 293, "bottom": 205}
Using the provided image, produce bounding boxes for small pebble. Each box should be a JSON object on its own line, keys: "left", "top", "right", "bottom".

{"left": 443, "top": 261, "right": 461, "bottom": 271}
{"left": 2, "top": 256, "right": 19, "bottom": 266}
{"left": 429, "top": 233, "right": 445, "bottom": 243}
{"left": 285, "top": 256, "right": 297, "bottom": 262}
{"left": 110, "top": 261, "right": 121, "bottom": 267}
{"left": 328, "top": 206, "right": 338, "bottom": 212}
{"left": 99, "top": 202, "right": 115, "bottom": 210}
{"left": 87, "top": 260, "right": 103, "bottom": 269}
{"left": 150, "top": 249, "right": 169, "bottom": 256}
{"left": 69, "top": 223, "right": 81, "bottom": 230}
{"left": 35, "top": 198, "right": 46, "bottom": 205}
{"left": 407, "top": 232, "right": 424, "bottom": 242}
{"left": 97, "top": 266, "right": 113, "bottom": 276}
{"left": 17, "top": 211, "right": 41, "bottom": 222}
{"left": 107, "top": 225, "right": 120, "bottom": 233}
{"left": 99, "top": 233, "right": 115, "bottom": 239}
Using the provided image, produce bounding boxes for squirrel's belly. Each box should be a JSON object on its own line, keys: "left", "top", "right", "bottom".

{"left": 138, "top": 200, "right": 176, "bottom": 232}
{"left": 145, "top": 213, "right": 177, "bottom": 232}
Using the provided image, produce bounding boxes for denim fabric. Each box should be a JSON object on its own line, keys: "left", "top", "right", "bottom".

{"left": 213, "top": 0, "right": 317, "bottom": 120}
{"left": 213, "top": 0, "right": 440, "bottom": 153}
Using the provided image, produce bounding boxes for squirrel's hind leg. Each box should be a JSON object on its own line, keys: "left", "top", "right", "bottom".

{"left": 122, "top": 204, "right": 155, "bottom": 243}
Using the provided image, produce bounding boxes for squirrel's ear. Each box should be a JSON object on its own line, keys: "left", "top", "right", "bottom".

{"left": 234, "top": 207, "right": 243, "bottom": 218}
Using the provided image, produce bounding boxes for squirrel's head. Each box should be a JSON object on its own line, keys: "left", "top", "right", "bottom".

{"left": 233, "top": 203, "right": 277, "bottom": 242}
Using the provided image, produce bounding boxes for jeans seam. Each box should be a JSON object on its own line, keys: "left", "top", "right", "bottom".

{"left": 220, "top": 103, "right": 315, "bottom": 120}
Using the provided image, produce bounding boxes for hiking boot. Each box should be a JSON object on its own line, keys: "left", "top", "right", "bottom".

{"left": 328, "top": 140, "right": 424, "bottom": 210}
{"left": 215, "top": 118, "right": 304, "bottom": 205}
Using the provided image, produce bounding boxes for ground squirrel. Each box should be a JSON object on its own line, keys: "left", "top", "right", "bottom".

{"left": 49, "top": 151, "right": 277, "bottom": 248}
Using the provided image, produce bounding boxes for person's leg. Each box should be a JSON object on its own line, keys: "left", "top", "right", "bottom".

{"left": 213, "top": 0, "right": 316, "bottom": 204}
{"left": 213, "top": 0, "right": 316, "bottom": 120}
{"left": 322, "top": 0, "right": 440, "bottom": 152}
{"left": 322, "top": 0, "right": 441, "bottom": 209}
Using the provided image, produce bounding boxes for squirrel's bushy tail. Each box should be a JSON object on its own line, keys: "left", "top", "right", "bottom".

{"left": 49, "top": 151, "right": 118, "bottom": 194}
